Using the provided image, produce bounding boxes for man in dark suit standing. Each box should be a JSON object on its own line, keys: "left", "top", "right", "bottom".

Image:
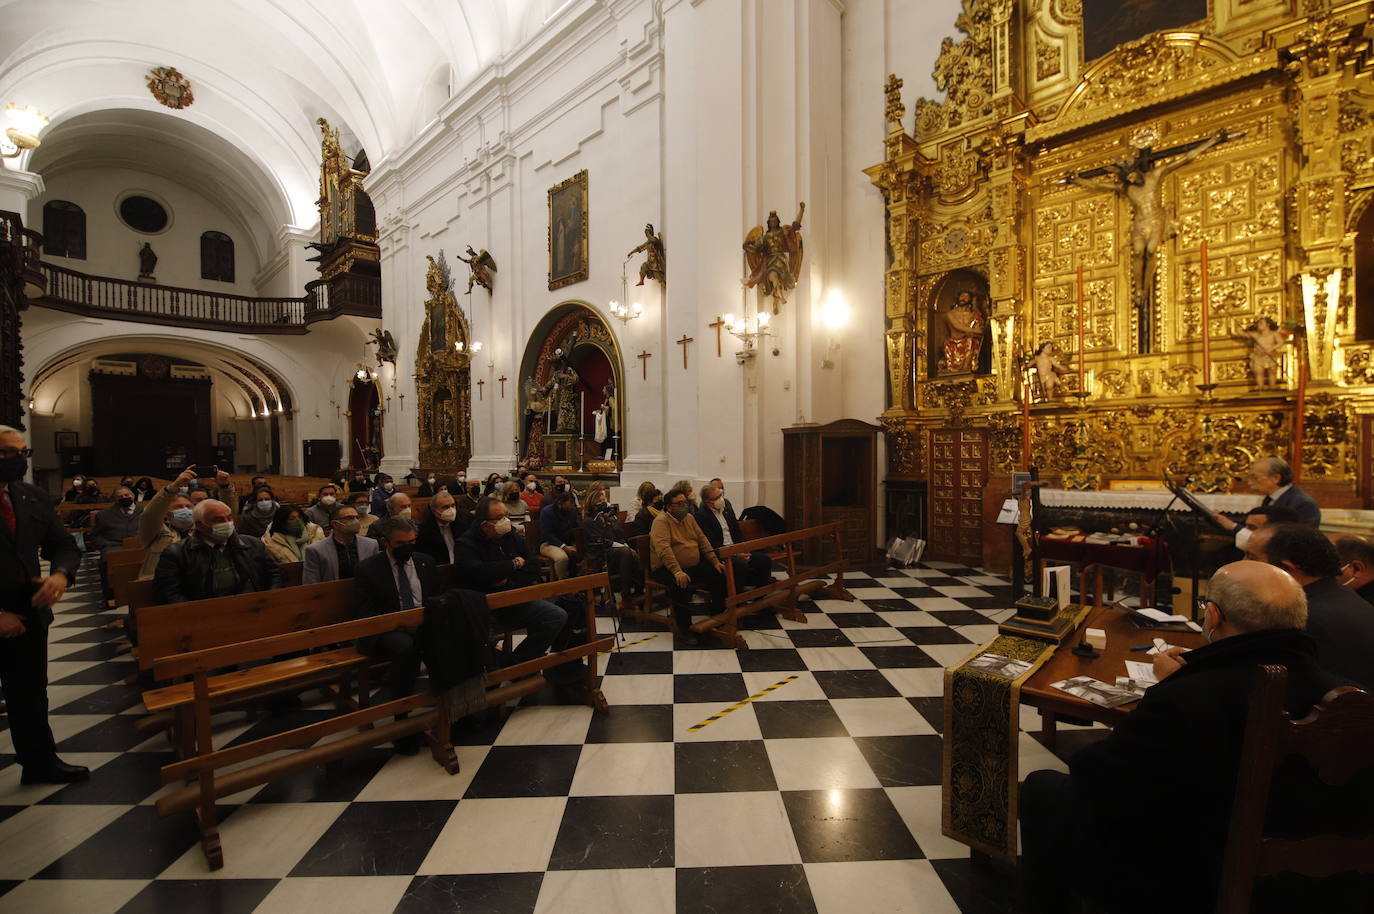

{"left": 0, "top": 426, "right": 88, "bottom": 785}
{"left": 1210, "top": 456, "right": 1320, "bottom": 532}
{"left": 353, "top": 515, "right": 439, "bottom": 748}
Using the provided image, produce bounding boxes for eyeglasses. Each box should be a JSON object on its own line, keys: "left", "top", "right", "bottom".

{"left": 0, "top": 447, "right": 33, "bottom": 459}
{"left": 1195, "top": 597, "right": 1225, "bottom": 622}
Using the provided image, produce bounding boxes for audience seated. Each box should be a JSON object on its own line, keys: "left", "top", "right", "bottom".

{"left": 696, "top": 484, "right": 771, "bottom": 588}
{"left": 370, "top": 474, "right": 397, "bottom": 516}
{"left": 262, "top": 504, "right": 325, "bottom": 565}
{"left": 520, "top": 474, "right": 545, "bottom": 512}
{"left": 131, "top": 477, "right": 156, "bottom": 502}
{"left": 61, "top": 475, "right": 87, "bottom": 503}
{"left": 85, "top": 486, "right": 142, "bottom": 553}
{"left": 1231, "top": 503, "right": 1299, "bottom": 551}
{"left": 1020, "top": 561, "right": 1340, "bottom": 914}
{"left": 74, "top": 479, "right": 104, "bottom": 504}
{"left": 352, "top": 515, "right": 437, "bottom": 752}
{"left": 136, "top": 468, "right": 200, "bottom": 580}
{"left": 238, "top": 485, "right": 278, "bottom": 538}
{"left": 627, "top": 487, "right": 663, "bottom": 538}
{"left": 1335, "top": 534, "right": 1374, "bottom": 606}
{"left": 626, "top": 480, "right": 656, "bottom": 525}
{"left": 153, "top": 498, "right": 281, "bottom": 604}
{"left": 453, "top": 497, "right": 568, "bottom": 667}
{"left": 581, "top": 488, "right": 639, "bottom": 597}
{"left": 366, "top": 491, "right": 412, "bottom": 539}
{"left": 303, "top": 503, "right": 377, "bottom": 583}
{"left": 499, "top": 481, "right": 528, "bottom": 530}
{"left": 538, "top": 490, "right": 581, "bottom": 580}
{"left": 672, "top": 479, "right": 698, "bottom": 508}
{"left": 303, "top": 484, "right": 340, "bottom": 528}
{"left": 347, "top": 490, "right": 377, "bottom": 537}
{"left": 649, "top": 486, "right": 726, "bottom": 647}
{"left": 1245, "top": 522, "right": 1374, "bottom": 689}
{"left": 455, "top": 481, "right": 481, "bottom": 529}
{"left": 347, "top": 469, "right": 372, "bottom": 493}
{"left": 417, "top": 491, "right": 460, "bottom": 564}
{"left": 237, "top": 475, "right": 268, "bottom": 513}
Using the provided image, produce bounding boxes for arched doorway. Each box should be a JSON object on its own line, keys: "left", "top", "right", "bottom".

{"left": 517, "top": 303, "right": 624, "bottom": 473}
{"left": 346, "top": 370, "right": 382, "bottom": 469}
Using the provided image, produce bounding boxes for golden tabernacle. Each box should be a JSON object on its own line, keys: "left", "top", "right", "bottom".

{"left": 869, "top": 0, "right": 1374, "bottom": 573}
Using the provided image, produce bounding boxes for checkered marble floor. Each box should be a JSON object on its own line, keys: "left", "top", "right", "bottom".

{"left": 0, "top": 555, "right": 1076, "bottom": 914}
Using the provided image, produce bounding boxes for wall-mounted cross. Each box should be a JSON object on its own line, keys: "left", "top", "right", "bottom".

{"left": 637, "top": 349, "right": 652, "bottom": 379}
{"left": 498, "top": 375, "right": 507, "bottom": 398}
{"left": 677, "top": 334, "right": 694, "bottom": 369}
{"left": 708, "top": 316, "right": 725, "bottom": 357}
{"left": 476, "top": 379, "right": 485, "bottom": 401}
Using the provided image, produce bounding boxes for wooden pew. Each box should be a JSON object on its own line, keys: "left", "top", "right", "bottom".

{"left": 148, "top": 571, "right": 613, "bottom": 869}
{"left": 702, "top": 522, "right": 855, "bottom": 649}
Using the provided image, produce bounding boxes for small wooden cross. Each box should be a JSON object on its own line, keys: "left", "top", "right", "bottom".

{"left": 708, "top": 316, "right": 725, "bottom": 357}
{"left": 498, "top": 375, "right": 507, "bottom": 398}
{"left": 677, "top": 334, "right": 694, "bottom": 369}
{"left": 637, "top": 349, "right": 652, "bottom": 380}
{"left": 476, "top": 379, "right": 485, "bottom": 401}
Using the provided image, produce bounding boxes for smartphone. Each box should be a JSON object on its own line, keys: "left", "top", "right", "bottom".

{"left": 196, "top": 465, "right": 218, "bottom": 478}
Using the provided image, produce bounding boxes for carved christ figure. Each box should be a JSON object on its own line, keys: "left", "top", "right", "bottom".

{"left": 1240, "top": 317, "right": 1291, "bottom": 389}
{"left": 936, "top": 290, "right": 985, "bottom": 375}
{"left": 744, "top": 203, "right": 805, "bottom": 314}
{"left": 1062, "top": 128, "right": 1235, "bottom": 353}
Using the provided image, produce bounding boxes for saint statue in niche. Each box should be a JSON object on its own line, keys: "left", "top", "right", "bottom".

{"left": 1239, "top": 317, "right": 1291, "bottom": 389}
{"left": 743, "top": 203, "right": 805, "bottom": 313}
{"left": 629, "top": 223, "right": 666, "bottom": 286}
{"left": 1060, "top": 126, "right": 1236, "bottom": 353}
{"left": 551, "top": 358, "right": 581, "bottom": 434}
{"left": 138, "top": 242, "right": 158, "bottom": 280}
{"left": 936, "top": 290, "right": 986, "bottom": 375}
{"left": 1030, "top": 341, "right": 1070, "bottom": 399}
{"left": 457, "top": 246, "right": 497, "bottom": 294}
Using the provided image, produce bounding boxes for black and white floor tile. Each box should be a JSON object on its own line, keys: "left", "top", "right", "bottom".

{"left": 0, "top": 555, "right": 1078, "bottom": 914}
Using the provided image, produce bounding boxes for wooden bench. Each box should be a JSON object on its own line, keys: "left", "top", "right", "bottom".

{"left": 148, "top": 571, "right": 614, "bottom": 869}
{"left": 699, "top": 522, "right": 854, "bottom": 648}
{"left": 627, "top": 532, "right": 723, "bottom": 633}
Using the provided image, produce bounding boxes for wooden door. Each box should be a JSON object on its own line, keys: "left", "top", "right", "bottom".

{"left": 303, "top": 439, "right": 341, "bottom": 479}
{"left": 927, "top": 427, "right": 988, "bottom": 566}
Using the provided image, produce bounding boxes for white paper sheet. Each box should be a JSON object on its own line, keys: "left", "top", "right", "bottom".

{"left": 1124, "top": 660, "right": 1158, "bottom": 684}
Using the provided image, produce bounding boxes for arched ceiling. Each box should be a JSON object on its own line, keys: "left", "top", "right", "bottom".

{"left": 0, "top": 0, "right": 563, "bottom": 228}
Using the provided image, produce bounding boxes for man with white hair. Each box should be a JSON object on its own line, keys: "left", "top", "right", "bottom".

{"left": 1019, "top": 561, "right": 1341, "bottom": 914}
{"left": 0, "top": 425, "right": 88, "bottom": 784}
{"left": 153, "top": 498, "right": 280, "bottom": 604}
{"left": 368, "top": 491, "right": 412, "bottom": 540}
{"left": 1209, "top": 455, "right": 1321, "bottom": 531}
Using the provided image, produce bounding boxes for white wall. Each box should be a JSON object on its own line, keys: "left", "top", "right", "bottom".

{"left": 33, "top": 166, "right": 266, "bottom": 295}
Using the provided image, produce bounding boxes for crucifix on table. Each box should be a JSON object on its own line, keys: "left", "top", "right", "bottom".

{"left": 637, "top": 349, "right": 652, "bottom": 380}
{"left": 708, "top": 316, "right": 725, "bottom": 357}
{"left": 498, "top": 375, "right": 507, "bottom": 398}
{"left": 677, "top": 334, "right": 694, "bottom": 369}
{"left": 476, "top": 379, "right": 485, "bottom": 401}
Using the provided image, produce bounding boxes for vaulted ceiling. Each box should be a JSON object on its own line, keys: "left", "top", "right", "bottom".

{"left": 0, "top": 0, "right": 563, "bottom": 228}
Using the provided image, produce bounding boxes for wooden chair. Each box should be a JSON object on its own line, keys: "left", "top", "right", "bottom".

{"left": 1216, "top": 665, "right": 1374, "bottom": 913}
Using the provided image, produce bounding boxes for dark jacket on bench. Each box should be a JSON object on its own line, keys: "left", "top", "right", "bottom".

{"left": 153, "top": 533, "right": 280, "bottom": 606}
{"left": 421, "top": 587, "right": 494, "bottom": 691}
{"left": 454, "top": 524, "right": 541, "bottom": 593}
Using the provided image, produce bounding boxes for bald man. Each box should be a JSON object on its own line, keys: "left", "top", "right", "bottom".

{"left": 1020, "top": 561, "right": 1341, "bottom": 914}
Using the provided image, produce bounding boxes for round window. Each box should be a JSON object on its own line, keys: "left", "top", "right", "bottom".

{"left": 118, "top": 195, "right": 169, "bottom": 233}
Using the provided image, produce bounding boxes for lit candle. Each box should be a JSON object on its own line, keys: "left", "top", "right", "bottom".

{"left": 1201, "top": 240, "right": 1211, "bottom": 386}
{"left": 1076, "top": 265, "right": 1086, "bottom": 394}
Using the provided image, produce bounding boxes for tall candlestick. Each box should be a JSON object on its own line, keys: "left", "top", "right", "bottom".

{"left": 1076, "top": 265, "right": 1086, "bottom": 394}
{"left": 1293, "top": 353, "right": 1308, "bottom": 485}
{"left": 1020, "top": 379, "right": 1031, "bottom": 471}
{"left": 1201, "top": 240, "right": 1211, "bottom": 386}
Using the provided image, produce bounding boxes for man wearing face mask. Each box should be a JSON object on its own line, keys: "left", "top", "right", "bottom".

{"left": 348, "top": 470, "right": 372, "bottom": 493}
{"left": 369, "top": 474, "right": 397, "bottom": 516}
{"left": 136, "top": 467, "right": 202, "bottom": 581}
{"left": 153, "top": 499, "right": 280, "bottom": 605}
{"left": 304, "top": 504, "right": 379, "bottom": 583}
{"left": 369, "top": 491, "right": 413, "bottom": 539}
{"left": 0, "top": 426, "right": 89, "bottom": 785}
{"left": 238, "top": 476, "right": 269, "bottom": 513}
{"left": 1228, "top": 503, "right": 1298, "bottom": 555}
{"left": 85, "top": 486, "right": 143, "bottom": 554}
{"left": 538, "top": 490, "right": 581, "bottom": 580}
{"left": 649, "top": 486, "right": 726, "bottom": 646}
{"left": 353, "top": 516, "right": 438, "bottom": 752}
{"left": 417, "top": 491, "right": 460, "bottom": 564}
{"left": 418, "top": 474, "right": 441, "bottom": 497}
{"left": 348, "top": 492, "right": 377, "bottom": 537}
{"left": 238, "top": 485, "right": 279, "bottom": 538}
{"left": 62, "top": 475, "right": 87, "bottom": 503}
{"left": 1334, "top": 534, "right": 1374, "bottom": 605}
{"left": 695, "top": 484, "right": 772, "bottom": 588}
{"left": 1020, "top": 561, "right": 1342, "bottom": 914}
{"left": 454, "top": 498, "right": 568, "bottom": 668}
{"left": 520, "top": 474, "right": 545, "bottom": 513}
{"left": 303, "top": 484, "right": 341, "bottom": 528}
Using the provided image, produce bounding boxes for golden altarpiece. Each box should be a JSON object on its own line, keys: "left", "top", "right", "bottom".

{"left": 415, "top": 255, "right": 473, "bottom": 474}
{"left": 868, "top": 0, "right": 1374, "bottom": 567}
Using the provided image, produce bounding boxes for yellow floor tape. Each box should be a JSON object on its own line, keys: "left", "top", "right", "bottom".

{"left": 686, "top": 675, "right": 799, "bottom": 732}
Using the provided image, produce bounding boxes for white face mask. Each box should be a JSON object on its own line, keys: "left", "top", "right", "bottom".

{"left": 437, "top": 507, "right": 457, "bottom": 523}
{"left": 319, "top": 495, "right": 337, "bottom": 506}
{"left": 207, "top": 521, "right": 236, "bottom": 543}
{"left": 427, "top": 477, "right": 436, "bottom": 484}
{"left": 1235, "top": 527, "right": 1254, "bottom": 551}
{"left": 383, "top": 483, "right": 394, "bottom": 492}
{"left": 526, "top": 482, "right": 536, "bottom": 491}
{"left": 256, "top": 500, "right": 275, "bottom": 514}
{"left": 396, "top": 507, "right": 412, "bottom": 519}
{"left": 490, "top": 516, "right": 513, "bottom": 536}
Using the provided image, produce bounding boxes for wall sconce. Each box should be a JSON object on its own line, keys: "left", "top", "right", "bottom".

{"left": 819, "top": 289, "right": 849, "bottom": 369}
{"left": 609, "top": 300, "right": 642, "bottom": 324}
{"left": 722, "top": 311, "right": 773, "bottom": 364}
{"left": 2, "top": 104, "right": 48, "bottom": 158}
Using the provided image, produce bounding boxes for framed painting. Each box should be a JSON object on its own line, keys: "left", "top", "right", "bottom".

{"left": 217, "top": 432, "right": 237, "bottom": 448}
{"left": 55, "top": 431, "right": 78, "bottom": 451}
{"left": 1082, "top": 0, "right": 1208, "bottom": 62}
{"left": 548, "top": 170, "right": 588, "bottom": 290}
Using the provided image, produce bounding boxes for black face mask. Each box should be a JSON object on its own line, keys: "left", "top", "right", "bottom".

{"left": 554, "top": 483, "right": 566, "bottom": 492}
{"left": 392, "top": 544, "right": 415, "bottom": 564}
{"left": 118, "top": 496, "right": 134, "bottom": 508}
{"left": 0, "top": 454, "right": 27, "bottom": 482}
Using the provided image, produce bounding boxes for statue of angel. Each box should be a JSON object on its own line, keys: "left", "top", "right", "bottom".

{"left": 629, "top": 224, "right": 665, "bottom": 286}
{"left": 457, "top": 246, "right": 497, "bottom": 294}
{"left": 1239, "top": 317, "right": 1291, "bottom": 389}
{"left": 743, "top": 202, "right": 805, "bottom": 313}
{"left": 369, "top": 328, "right": 397, "bottom": 367}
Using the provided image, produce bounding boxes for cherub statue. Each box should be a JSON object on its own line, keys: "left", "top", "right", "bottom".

{"left": 369, "top": 328, "right": 397, "bottom": 367}
{"left": 457, "top": 245, "right": 497, "bottom": 294}
{"left": 1240, "top": 317, "right": 1291, "bottom": 389}
{"left": 743, "top": 203, "right": 805, "bottom": 314}
{"left": 1030, "top": 341, "right": 1069, "bottom": 399}
{"left": 525, "top": 377, "right": 553, "bottom": 416}
{"left": 629, "top": 223, "right": 666, "bottom": 286}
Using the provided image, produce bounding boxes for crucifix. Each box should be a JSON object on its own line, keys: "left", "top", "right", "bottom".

{"left": 476, "top": 379, "right": 485, "bottom": 401}
{"left": 498, "top": 375, "right": 507, "bottom": 398}
{"left": 637, "top": 349, "right": 652, "bottom": 380}
{"left": 677, "top": 334, "right": 694, "bottom": 369}
{"left": 708, "top": 316, "right": 725, "bottom": 357}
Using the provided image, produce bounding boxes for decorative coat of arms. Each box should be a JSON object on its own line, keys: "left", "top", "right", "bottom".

{"left": 147, "top": 67, "right": 194, "bottom": 109}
